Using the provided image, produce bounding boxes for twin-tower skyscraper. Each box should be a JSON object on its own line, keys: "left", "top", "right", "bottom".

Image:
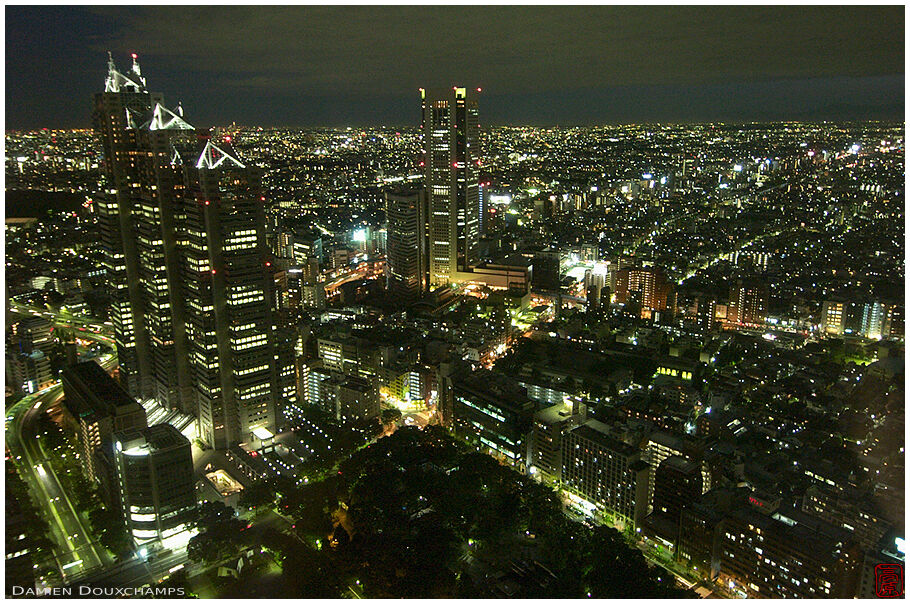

{"left": 386, "top": 87, "right": 483, "bottom": 300}
{"left": 94, "top": 54, "right": 296, "bottom": 450}
{"left": 421, "top": 87, "right": 481, "bottom": 287}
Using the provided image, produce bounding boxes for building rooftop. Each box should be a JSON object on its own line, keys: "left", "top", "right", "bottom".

{"left": 62, "top": 360, "right": 142, "bottom": 417}
{"left": 454, "top": 368, "right": 533, "bottom": 412}
{"left": 569, "top": 419, "right": 640, "bottom": 458}
{"left": 116, "top": 423, "right": 189, "bottom": 455}
{"left": 534, "top": 403, "right": 575, "bottom": 424}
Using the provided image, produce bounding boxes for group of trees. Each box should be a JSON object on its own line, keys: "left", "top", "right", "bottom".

{"left": 186, "top": 502, "right": 246, "bottom": 565}
{"left": 291, "top": 406, "right": 375, "bottom": 481}
{"left": 6, "top": 465, "right": 55, "bottom": 575}
{"left": 260, "top": 426, "right": 685, "bottom": 598}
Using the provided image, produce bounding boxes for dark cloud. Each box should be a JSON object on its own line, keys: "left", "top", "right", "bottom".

{"left": 5, "top": 6, "right": 904, "bottom": 129}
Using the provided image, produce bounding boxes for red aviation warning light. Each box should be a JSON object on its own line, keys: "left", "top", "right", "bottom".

{"left": 131, "top": 53, "right": 138, "bottom": 59}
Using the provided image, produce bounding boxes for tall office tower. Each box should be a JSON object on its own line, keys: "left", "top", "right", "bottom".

{"left": 94, "top": 53, "right": 195, "bottom": 411}
{"left": 180, "top": 134, "right": 284, "bottom": 449}
{"left": 114, "top": 424, "right": 197, "bottom": 547}
{"left": 95, "top": 55, "right": 291, "bottom": 449}
{"left": 727, "top": 279, "right": 769, "bottom": 326}
{"left": 385, "top": 188, "right": 428, "bottom": 299}
{"left": 420, "top": 87, "right": 480, "bottom": 287}
{"left": 94, "top": 53, "right": 160, "bottom": 401}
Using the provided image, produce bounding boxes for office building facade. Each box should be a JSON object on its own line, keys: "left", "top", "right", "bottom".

{"left": 114, "top": 424, "right": 197, "bottom": 546}
{"left": 421, "top": 87, "right": 480, "bottom": 286}
{"left": 385, "top": 188, "right": 428, "bottom": 299}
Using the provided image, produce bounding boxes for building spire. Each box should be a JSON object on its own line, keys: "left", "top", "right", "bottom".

{"left": 105, "top": 52, "right": 119, "bottom": 92}
{"left": 105, "top": 52, "right": 147, "bottom": 93}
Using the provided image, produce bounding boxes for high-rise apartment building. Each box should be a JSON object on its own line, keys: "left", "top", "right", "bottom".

{"left": 727, "top": 279, "right": 769, "bottom": 325}
{"left": 821, "top": 300, "right": 847, "bottom": 336}
{"left": 420, "top": 87, "right": 480, "bottom": 287}
{"left": 614, "top": 266, "right": 673, "bottom": 318}
{"left": 859, "top": 301, "right": 886, "bottom": 339}
{"left": 94, "top": 55, "right": 293, "bottom": 449}
{"left": 561, "top": 419, "right": 650, "bottom": 530}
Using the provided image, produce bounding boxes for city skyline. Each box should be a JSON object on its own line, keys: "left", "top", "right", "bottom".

{"left": 4, "top": 6, "right": 904, "bottom": 600}
{"left": 6, "top": 5, "right": 905, "bottom": 130}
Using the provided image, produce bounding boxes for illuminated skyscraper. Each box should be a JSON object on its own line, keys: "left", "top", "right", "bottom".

{"left": 94, "top": 53, "right": 198, "bottom": 412}
{"left": 94, "top": 54, "right": 295, "bottom": 448}
{"left": 180, "top": 136, "right": 291, "bottom": 448}
{"left": 385, "top": 188, "right": 428, "bottom": 299}
{"left": 94, "top": 52, "right": 161, "bottom": 403}
{"left": 420, "top": 87, "right": 480, "bottom": 287}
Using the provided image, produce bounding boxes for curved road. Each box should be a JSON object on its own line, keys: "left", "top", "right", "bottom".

{"left": 6, "top": 347, "right": 117, "bottom": 585}
{"left": 8, "top": 301, "right": 115, "bottom": 346}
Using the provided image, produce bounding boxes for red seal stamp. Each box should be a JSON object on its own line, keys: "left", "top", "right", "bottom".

{"left": 875, "top": 563, "right": 904, "bottom": 598}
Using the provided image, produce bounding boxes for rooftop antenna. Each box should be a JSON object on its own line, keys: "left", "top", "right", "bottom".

{"left": 105, "top": 51, "right": 119, "bottom": 92}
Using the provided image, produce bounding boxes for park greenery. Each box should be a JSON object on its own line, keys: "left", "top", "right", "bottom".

{"left": 260, "top": 425, "right": 686, "bottom": 598}
{"left": 186, "top": 501, "right": 247, "bottom": 565}
{"left": 37, "top": 412, "right": 133, "bottom": 559}
{"left": 6, "top": 463, "right": 56, "bottom": 577}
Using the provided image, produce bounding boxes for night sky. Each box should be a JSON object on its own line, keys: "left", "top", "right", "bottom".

{"left": 5, "top": 5, "right": 905, "bottom": 130}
